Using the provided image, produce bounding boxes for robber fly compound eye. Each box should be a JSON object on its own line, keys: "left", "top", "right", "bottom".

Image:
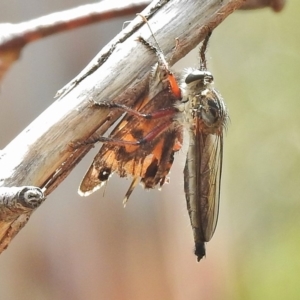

{"left": 200, "top": 99, "right": 221, "bottom": 126}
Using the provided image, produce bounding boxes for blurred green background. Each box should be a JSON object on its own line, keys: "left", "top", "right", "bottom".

{"left": 0, "top": 1, "right": 299, "bottom": 299}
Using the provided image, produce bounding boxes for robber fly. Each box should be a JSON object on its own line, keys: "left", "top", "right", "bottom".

{"left": 180, "top": 33, "right": 228, "bottom": 261}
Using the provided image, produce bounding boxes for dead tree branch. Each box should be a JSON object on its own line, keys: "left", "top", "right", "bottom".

{"left": 0, "top": 0, "right": 285, "bottom": 82}
{"left": 0, "top": 0, "right": 150, "bottom": 81}
{"left": 240, "top": 0, "right": 285, "bottom": 11}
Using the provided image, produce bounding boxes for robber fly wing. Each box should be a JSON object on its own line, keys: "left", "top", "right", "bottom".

{"left": 196, "top": 130, "right": 223, "bottom": 241}
{"left": 184, "top": 123, "right": 223, "bottom": 259}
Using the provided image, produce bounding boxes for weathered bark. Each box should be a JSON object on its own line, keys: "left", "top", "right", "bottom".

{"left": 0, "top": 186, "right": 45, "bottom": 252}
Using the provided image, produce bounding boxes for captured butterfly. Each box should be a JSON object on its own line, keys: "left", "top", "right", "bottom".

{"left": 79, "top": 15, "right": 182, "bottom": 204}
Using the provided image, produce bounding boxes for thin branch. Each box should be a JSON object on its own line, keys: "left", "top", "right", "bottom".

{"left": 0, "top": 0, "right": 285, "bottom": 82}
{"left": 240, "top": 0, "right": 285, "bottom": 11}
{"left": 0, "top": 0, "right": 150, "bottom": 51}
{"left": 0, "top": 0, "right": 150, "bottom": 81}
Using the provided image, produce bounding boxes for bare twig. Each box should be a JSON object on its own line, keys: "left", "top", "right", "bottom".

{"left": 0, "top": 0, "right": 285, "bottom": 82}
{"left": 0, "top": 0, "right": 150, "bottom": 81}
{"left": 240, "top": 0, "right": 285, "bottom": 11}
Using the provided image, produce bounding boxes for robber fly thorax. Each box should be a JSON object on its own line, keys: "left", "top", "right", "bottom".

{"left": 180, "top": 68, "right": 227, "bottom": 134}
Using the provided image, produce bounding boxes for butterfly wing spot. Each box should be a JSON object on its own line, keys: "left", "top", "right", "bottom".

{"left": 98, "top": 167, "right": 112, "bottom": 181}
